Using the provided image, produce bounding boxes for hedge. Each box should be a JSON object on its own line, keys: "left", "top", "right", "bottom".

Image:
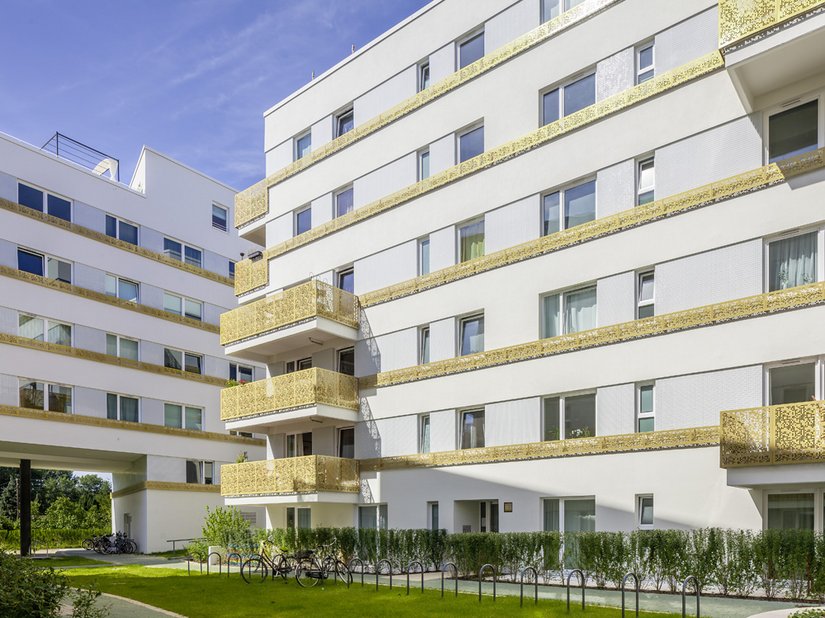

{"left": 251, "top": 527, "right": 825, "bottom": 600}
{"left": 0, "top": 528, "right": 108, "bottom": 550}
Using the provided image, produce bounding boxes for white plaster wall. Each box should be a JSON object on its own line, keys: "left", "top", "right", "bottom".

{"left": 485, "top": 195, "right": 539, "bottom": 254}
{"left": 357, "top": 327, "right": 418, "bottom": 376}
{"left": 428, "top": 317, "right": 456, "bottom": 362}
{"left": 355, "top": 66, "right": 418, "bottom": 126}
{"left": 486, "top": 397, "right": 540, "bottom": 446}
{"left": 596, "top": 159, "right": 635, "bottom": 218}
{"left": 596, "top": 47, "right": 634, "bottom": 101}
{"left": 428, "top": 41, "right": 456, "bottom": 85}
{"left": 485, "top": 0, "right": 537, "bottom": 53}
{"left": 596, "top": 383, "right": 636, "bottom": 436}
{"left": 597, "top": 271, "right": 636, "bottom": 327}
{"left": 655, "top": 6, "right": 718, "bottom": 73}
{"left": 355, "top": 241, "right": 417, "bottom": 295}
{"left": 353, "top": 153, "right": 417, "bottom": 210}
{"left": 428, "top": 225, "right": 456, "bottom": 272}
{"left": 429, "top": 409, "right": 456, "bottom": 452}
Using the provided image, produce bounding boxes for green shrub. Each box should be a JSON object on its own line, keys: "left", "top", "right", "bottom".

{"left": 201, "top": 506, "right": 253, "bottom": 553}
{"left": 0, "top": 550, "right": 67, "bottom": 617}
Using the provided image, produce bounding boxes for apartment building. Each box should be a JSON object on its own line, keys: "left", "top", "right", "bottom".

{"left": 0, "top": 132, "right": 265, "bottom": 552}
{"left": 221, "top": 0, "right": 825, "bottom": 536}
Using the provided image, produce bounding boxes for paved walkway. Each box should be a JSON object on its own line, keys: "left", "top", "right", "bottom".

{"left": 60, "top": 592, "right": 184, "bottom": 617}
{"left": 49, "top": 547, "right": 179, "bottom": 567}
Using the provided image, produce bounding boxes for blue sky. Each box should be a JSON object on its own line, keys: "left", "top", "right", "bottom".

{"left": 0, "top": 0, "right": 429, "bottom": 190}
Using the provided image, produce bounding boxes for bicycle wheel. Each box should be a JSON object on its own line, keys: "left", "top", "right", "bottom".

{"left": 241, "top": 558, "right": 267, "bottom": 584}
{"left": 334, "top": 560, "right": 352, "bottom": 586}
{"left": 273, "top": 555, "right": 295, "bottom": 581}
{"left": 295, "top": 557, "right": 322, "bottom": 588}
{"left": 128, "top": 540, "right": 138, "bottom": 554}
{"left": 82, "top": 538, "right": 94, "bottom": 551}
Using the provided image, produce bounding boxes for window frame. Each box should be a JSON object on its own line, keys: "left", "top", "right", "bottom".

{"left": 19, "top": 312, "right": 73, "bottom": 347}
{"left": 18, "top": 378, "right": 73, "bottom": 413}
{"left": 286, "top": 431, "right": 313, "bottom": 457}
{"left": 637, "top": 494, "right": 654, "bottom": 529}
{"left": 164, "top": 402, "right": 204, "bottom": 431}
{"left": 456, "top": 123, "right": 484, "bottom": 163}
{"left": 212, "top": 203, "right": 229, "bottom": 232}
{"left": 458, "top": 313, "right": 484, "bottom": 356}
{"left": 540, "top": 284, "right": 598, "bottom": 339}
{"left": 636, "top": 156, "right": 655, "bottom": 205}
{"left": 764, "top": 357, "right": 821, "bottom": 406}
{"left": 636, "top": 42, "right": 655, "bottom": 84}
{"left": 163, "top": 291, "right": 204, "bottom": 321}
{"left": 17, "top": 247, "right": 72, "bottom": 284}
{"left": 105, "top": 274, "right": 140, "bottom": 303}
{"left": 286, "top": 506, "right": 312, "bottom": 529}
{"left": 294, "top": 205, "right": 312, "bottom": 236}
{"left": 334, "top": 107, "right": 355, "bottom": 138}
{"left": 428, "top": 501, "right": 439, "bottom": 531}
{"left": 337, "top": 426, "right": 355, "bottom": 459}
{"left": 229, "top": 362, "right": 254, "bottom": 383}
{"left": 637, "top": 383, "right": 655, "bottom": 433}
{"left": 17, "top": 181, "right": 72, "bottom": 221}
{"left": 418, "top": 149, "right": 431, "bottom": 181}
{"left": 457, "top": 29, "right": 484, "bottom": 70}
{"left": 358, "top": 504, "right": 389, "bottom": 530}
{"left": 542, "top": 391, "right": 597, "bottom": 441}
{"left": 540, "top": 71, "right": 596, "bottom": 127}
{"left": 541, "top": 177, "right": 597, "bottom": 236}
{"left": 334, "top": 185, "right": 354, "bottom": 218}
{"left": 163, "top": 347, "right": 204, "bottom": 375}
{"left": 540, "top": 0, "right": 586, "bottom": 23}
{"left": 105, "top": 214, "right": 139, "bottom": 245}
{"left": 764, "top": 490, "right": 817, "bottom": 531}
{"left": 106, "top": 333, "right": 139, "bottom": 361}
{"left": 456, "top": 217, "right": 485, "bottom": 263}
{"left": 637, "top": 270, "right": 655, "bottom": 319}
{"left": 418, "top": 61, "right": 431, "bottom": 92}
{"left": 106, "top": 392, "right": 140, "bottom": 423}
{"left": 294, "top": 130, "right": 312, "bottom": 161}
{"left": 541, "top": 496, "right": 597, "bottom": 532}
{"left": 186, "top": 459, "right": 215, "bottom": 484}
{"left": 419, "top": 413, "right": 431, "bottom": 454}
{"left": 763, "top": 226, "right": 824, "bottom": 293}
{"left": 459, "top": 407, "right": 485, "bottom": 449}
{"left": 418, "top": 236, "right": 431, "bottom": 275}
{"left": 419, "top": 325, "right": 431, "bottom": 365}
{"left": 163, "top": 236, "right": 203, "bottom": 268}
{"left": 764, "top": 93, "right": 824, "bottom": 164}
{"left": 337, "top": 346, "right": 355, "bottom": 376}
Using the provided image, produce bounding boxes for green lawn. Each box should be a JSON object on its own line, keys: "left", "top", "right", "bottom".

{"left": 29, "top": 556, "right": 108, "bottom": 567}
{"left": 66, "top": 566, "right": 681, "bottom": 618}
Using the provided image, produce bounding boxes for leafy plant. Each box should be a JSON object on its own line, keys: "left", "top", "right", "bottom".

{"left": 201, "top": 506, "right": 253, "bottom": 554}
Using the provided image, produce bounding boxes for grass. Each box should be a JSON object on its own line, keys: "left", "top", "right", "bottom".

{"left": 65, "top": 565, "right": 682, "bottom": 618}
{"left": 28, "top": 556, "right": 108, "bottom": 567}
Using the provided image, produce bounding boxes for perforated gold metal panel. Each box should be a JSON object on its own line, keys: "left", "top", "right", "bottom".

{"left": 719, "top": 0, "right": 825, "bottom": 48}
{"left": 220, "top": 456, "right": 360, "bottom": 496}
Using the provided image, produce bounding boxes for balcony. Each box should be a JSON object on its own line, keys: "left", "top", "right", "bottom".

{"left": 220, "top": 368, "right": 359, "bottom": 431}
{"left": 220, "top": 456, "right": 360, "bottom": 503}
{"left": 721, "top": 401, "right": 825, "bottom": 467}
{"left": 720, "top": 0, "right": 825, "bottom": 109}
{"left": 221, "top": 280, "right": 359, "bottom": 360}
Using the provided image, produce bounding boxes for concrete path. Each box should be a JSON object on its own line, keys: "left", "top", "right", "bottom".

{"left": 51, "top": 547, "right": 180, "bottom": 567}
{"left": 61, "top": 592, "right": 184, "bottom": 617}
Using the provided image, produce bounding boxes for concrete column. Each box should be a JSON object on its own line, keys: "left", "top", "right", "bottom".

{"left": 19, "top": 459, "right": 31, "bottom": 557}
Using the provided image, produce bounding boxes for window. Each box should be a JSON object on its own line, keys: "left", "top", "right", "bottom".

{"left": 637, "top": 271, "right": 654, "bottom": 318}
{"left": 17, "top": 183, "right": 71, "bottom": 221}
{"left": 418, "top": 61, "right": 431, "bottom": 91}
{"left": 418, "top": 150, "right": 430, "bottom": 181}
{"left": 542, "top": 497, "right": 595, "bottom": 532}
{"left": 542, "top": 73, "right": 596, "bottom": 126}
{"left": 17, "top": 249, "right": 72, "bottom": 284}
{"left": 767, "top": 493, "right": 814, "bottom": 529}
{"left": 212, "top": 204, "right": 228, "bottom": 231}
{"left": 163, "top": 238, "right": 202, "bottom": 268}
{"left": 428, "top": 502, "right": 439, "bottom": 531}
{"left": 337, "top": 347, "right": 355, "bottom": 376}
{"left": 768, "top": 99, "right": 819, "bottom": 163}
{"left": 337, "top": 268, "right": 354, "bottom": 294}
{"left": 459, "top": 314, "right": 484, "bottom": 356}
{"left": 186, "top": 460, "right": 214, "bottom": 485}
{"left": 163, "top": 292, "right": 203, "bottom": 321}
{"left": 164, "top": 403, "right": 203, "bottom": 431}
{"left": 335, "top": 108, "right": 354, "bottom": 137}
{"left": 542, "top": 285, "right": 597, "bottom": 338}
{"left": 287, "top": 507, "right": 312, "bottom": 529}
{"left": 105, "top": 275, "right": 139, "bottom": 302}
{"left": 637, "top": 158, "right": 655, "bottom": 205}
{"left": 295, "top": 131, "right": 311, "bottom": 160}
{"left": 542, "top": 179, "right": 596, "bottom": 235}
{"left": 460, "top": 408, "right": 485, "bottom": 449}
{"left": 419, "top": 326, "right": 430, "bottom": 364}
{"left": 420, "top": 414, "right": 431, "bottom": 454}
{"left": 19, "top": 314, "right": 71, "bottom": 347}
{"left": 19, "top": 379, "right": 72, "bottom": 413}
{"left": 164, "top": 348, "right": 203, "bottom": 374}
{"left": 335, "top": 186, "right": 354, "bottom": 218}
{"left": 106, "top": 393, "right": 139, "bottom": 422}
{"left": 338, "top": 427, "right": 355, "bottom": 459}
{"left": 418, "top": 237, "right": 430, "bottom": 275}
{"left": 768, "top": 232, "right": 817, "bottom": 291}
{"left": 458, "top": 31, "right": 484, "bottom": 69}
{"left": 286, "top": 358, "right": 312, "bottom": 373}
{"left": 543, "top": 393, "right": 596, "bottom": 441}
{"left": 636, "top": 43, "right": 655, "bottom": 84}
{"left": 768, "top": 362, "right": 815, "bottom": 405}
{"left": 637, "top": 384, "right": 655, "bottom": 433}
{"left": 229, "top": 363, "right": 254, "bottom": 383}
{"left": 106, "top": 334, "right": 139, "bottom": 361}
{"left": 286, "top": 432, "right": 313, "bottom": 457}
{"left": 295, "top": 207, "right": 312, "bottom": 235}
{"left": 358, "top": 504, "right": 388, "bottom": 529}
{"left": 105, "top": 215, "right": 138, "bottom": 245}
{"left": 458, "top": 125, "right": 484, "bottom": 163}
{"left": 228, "top": 260, "right": 236, "bottom": 279}
{"left": 638, "top": 495, "right": 654, "bottom": 528}
{"left": 541, "top": 0, "right": 585, "bottom": 22}
{"left": 458, "top": 218, "right": 484, "bottom": 262}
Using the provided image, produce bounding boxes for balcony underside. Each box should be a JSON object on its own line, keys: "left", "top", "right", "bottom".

{"left": 225, "top": 404, "right": 360, "bottom": 432}
{"left": 725, "top": 11, "right": 825, "bottom": 110}
{"left": 224, "top": 492, "right": 360, "bottom": 506}
{"left": 727, "top": 462, "right": 825, "bottom": 488}
{"left": 224, "top": 317, "right": 358, "bottom": 361}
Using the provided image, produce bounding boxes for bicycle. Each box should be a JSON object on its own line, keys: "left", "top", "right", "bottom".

{"left": 294, "top": 544, "right": 352, "bottom": 588}
{"left": 240, "top": 542, "right": 295, "bottom": 584}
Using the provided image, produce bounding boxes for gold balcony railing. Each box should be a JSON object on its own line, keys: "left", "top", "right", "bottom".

{"left": 220, "top": 280, "right": 359, "bottom": 346}
{"left": 221, "top": 368, "right": 359, "bottom": 422}
{"left": 719, "top": 0, "right": 825, "bottom": 48}
{"left": 220, "top": 456, "right": 360, "bottom": 497}
{"left": 720, "top": 401, "right": 825, "bottom": 467}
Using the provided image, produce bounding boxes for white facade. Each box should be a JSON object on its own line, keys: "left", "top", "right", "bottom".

{"left": 223, "top": 0, "right": 825, "bottom": 537}
{"left": 0, "top": 132, "right": 266, "bottom": 552}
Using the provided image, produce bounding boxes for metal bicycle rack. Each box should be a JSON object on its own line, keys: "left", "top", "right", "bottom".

{"left": 226, "top": 552, "right": 242, "bottom": 578}
{"left": 566, "top": 569, "right": 586, "bottom": 612}
{"left": 348, "top": 558, "right": 367, "bottom": 587}
{"left": 681, "top": 575, "right": 701, "bottom": 618}
{"left": 375, "top": 558, "right": 393, "bottom": 591}
{"left": 206, "top": 552, "right": 222, "bottom": 575}
{"left": 478, "top": 563, "right": 497, "bottom": 603}
{"left": 406, "top": 560, "right": 425, "bottom": 595}
{"left": 441, "top": 562, "right": 458, "bottom": 598}
{"left": 621, "top": 572, "right": 640, "bottom": 618}
{"left": 520, "top": 566, "right": 539, "bottom": 607}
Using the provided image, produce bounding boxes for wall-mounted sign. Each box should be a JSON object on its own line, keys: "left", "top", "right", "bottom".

{"left": 503, "top": 502, "right": 513, "bottom": 513}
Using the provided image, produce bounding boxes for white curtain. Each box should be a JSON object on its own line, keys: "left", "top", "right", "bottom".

{"left": 770, "top": 233, "right": 817, "bottom": 290}
{"left": 563, "top": 287, "right": 597, "bottom": 334}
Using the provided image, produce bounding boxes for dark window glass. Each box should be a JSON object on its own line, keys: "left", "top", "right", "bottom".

{"left": 120, "top": 221, "right": 138, "bottom": 245}
{"left": 186, "top": 461, "right": 199, "bottom": 484}
{"left": 564, "top": 74, "right": 595, "bottom": 116}
{"left": 17, "top": 249, "right": 44, "bottom": 276}
{"left": 459, "top": 32, "right": 484, "bottom": 69}
{"left": 459, "top": 126, "right": 484, "bottom": 163}
{"left": 228, "top": 261, "right": 235, "bottom": 279}
{"left": 105, "top": 215, "right": 117, "bottom": 238}
{"left": 338, "top": 348, "right": 355, "bottom": 376}
{"left": 212, "top": 205, "right": 228, "bottom": 231}
{"left": 296, "top": 208, "right": 312, "bottom": 235}
{"left": 338, "top": 427, "right": 355, "bottom": 459}
{"left": 336, "top": 188, "right": 353, "bottom": 218}
{"left": 336, "top": 110, "right": 354, "bottom": 137}
{"left": 769, "top": 100, "right": 819, "bottom": 162}
{"left": 164, "top": 238, "right": 182, "bottom": 261}
{"left": 337, "top": 269, "right": 354, "bottom": 294}
{"left": 47, "top": 195, "right": 71, "bottom": 221}
{"left": 542, "top": 89, "right": 560, "bottom": 126}
{"left": 542, "top": 192, "right": 560, "bottom": 235}
{"left": 18, "top": 184, "right": 43, "bottom": 212}
{"left": 106, "top": 393, "right": 118, "bottom": 420}
{"left": 564, "top": 180, "right": 596, "bottom": 229}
